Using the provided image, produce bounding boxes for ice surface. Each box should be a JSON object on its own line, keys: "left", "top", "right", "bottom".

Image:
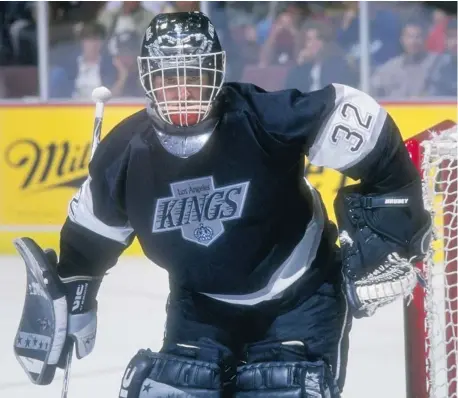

{"left": 0, "top": 256, "right": 406, "bottom": 397}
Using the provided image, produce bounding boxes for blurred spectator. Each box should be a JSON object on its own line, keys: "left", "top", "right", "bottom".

{"left": 169, "top": 2, "right": 200, "bottom": 13}
{"left": 394, "top": 2, "right": 431, "bottom": 27}
{"left": 103, "top": 1, "right": 177, "bottom": 15}
{"left": 49, "top": 23, "right": 116, "bottom": 99}
{"left": 258, "top": 3, "right": 309, "bottom": 67}
{"left": 222, "top": 3, "right": 271, "bottom": 70}
{"left": 427, "top": 19, "right": 457, "bottom": 96}
{"left": 284, "top": 22, "right": 358, "bottom": 92}
{"left": 6, "top": 1, "right": 37, "bottom": 65}
{"left": 246, "top": 3, "right": 276, "bottom": 46}
{"left": 97, "top": 1, "right": 154, "bottom": 52}
{"left": 233, "top": 25, "right": 262, "bottom": 68}
{"left": 0, "top": 3, "right": 14, "bottom": 65}
{"left": 371, "top": 20, "right": 439, "bottom": 98}
{"left": 336, "top": 2, "right": 402, "bottom": 68}
{"left": 49, "top": 2, "right": 106, "bottom": 47}
{"left": 207, "top": 1, "right": 244, "bottom": 80}
{"left": 425, "top": 8, "right": 452, "bottom": 52}
{"left": 110, "top": 30, "right": 144, "bottom": 97}
{"left": 225, "top": 2, "right": 270, "bottom": 30}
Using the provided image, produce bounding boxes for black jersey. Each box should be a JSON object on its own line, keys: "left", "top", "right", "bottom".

{"left": 58, "top": 82, "right": 418, "bottom": 305}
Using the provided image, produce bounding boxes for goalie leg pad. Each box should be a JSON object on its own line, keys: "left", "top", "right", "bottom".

{"left": 235, "top": 360, "right": 340, "bottom": 397}
{"left": 119, "top": 345, "right": 227, "bottom": 397}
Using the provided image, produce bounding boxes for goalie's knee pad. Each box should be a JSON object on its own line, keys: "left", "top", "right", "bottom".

{"left": 118, "top": 348, "right": 225, "bottom": 398}
{"left": 235, "top": 360, "right": 340, "bottom": 398}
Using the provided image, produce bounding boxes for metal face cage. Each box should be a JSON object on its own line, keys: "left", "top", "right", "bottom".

{"left": 138, "top": 51, "right": 226, "bottom": 126}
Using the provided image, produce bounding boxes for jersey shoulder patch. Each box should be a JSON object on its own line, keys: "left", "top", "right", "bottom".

{"left": 307, "top": 84, "right": 387, "bottom": 171}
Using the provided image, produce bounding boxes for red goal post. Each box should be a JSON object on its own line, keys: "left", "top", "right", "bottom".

{"left": 404, "top": 120, "right": 458, "bottom": 398}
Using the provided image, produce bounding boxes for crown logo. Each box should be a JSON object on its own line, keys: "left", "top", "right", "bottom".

{"left": 194, "top": 223, "right": 213, "bottom": 243}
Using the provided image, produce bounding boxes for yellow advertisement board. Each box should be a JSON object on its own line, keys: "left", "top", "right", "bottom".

{"left": 0, "top": 103, "right": 456, "bottom": 254}
{"left": 0, "top": 106, "right": 137, "bottom": 225}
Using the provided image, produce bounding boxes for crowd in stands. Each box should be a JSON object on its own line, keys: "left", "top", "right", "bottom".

{"left": 0, "top": 1, "right": 456, "bottom": 100}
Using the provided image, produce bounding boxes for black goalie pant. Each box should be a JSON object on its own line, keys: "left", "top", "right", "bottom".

{"left": 162, "top": 277, "right": 352, "bottom": 394}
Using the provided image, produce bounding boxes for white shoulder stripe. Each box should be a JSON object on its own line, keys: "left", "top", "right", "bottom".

{"left": 68, "top": 178, "right": 133, "bottom": 245}
{"left": 308, "top": 83, "right": 387, "bottom": 171}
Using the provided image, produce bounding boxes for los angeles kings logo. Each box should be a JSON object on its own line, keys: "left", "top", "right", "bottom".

{"left": 152, "top": 176, "right": 250, "bottom": 246}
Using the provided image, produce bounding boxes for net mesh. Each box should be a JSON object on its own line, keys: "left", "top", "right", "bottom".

{"left": 420, "top": 126, "right": 458, "bottom": 398}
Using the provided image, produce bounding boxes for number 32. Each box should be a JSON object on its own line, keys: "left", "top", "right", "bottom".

{"left": 331, "top": 103, "right": 374, "bottom": 153}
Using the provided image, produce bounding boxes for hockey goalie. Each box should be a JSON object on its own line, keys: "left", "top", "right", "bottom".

{"left": 12, "top": 11, "right": 431, "bottom": 398}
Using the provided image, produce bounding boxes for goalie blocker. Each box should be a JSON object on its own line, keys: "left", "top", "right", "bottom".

{"left": 334, "top": 178, "right": 432, "bottom": 318}
{"left": 13, "top": 237, "right": 100, "bottom": 385}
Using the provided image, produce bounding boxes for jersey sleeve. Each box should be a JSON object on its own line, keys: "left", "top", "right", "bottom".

{"left": 303, "top": 84, "right": 419, "bottom": 192}
{"left": 57, "top": 117, "right": 138, "bottom": 278}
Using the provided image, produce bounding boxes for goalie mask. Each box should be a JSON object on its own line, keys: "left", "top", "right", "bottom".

{"left": 138, "top": 12, "right": 226, "bottom": 127}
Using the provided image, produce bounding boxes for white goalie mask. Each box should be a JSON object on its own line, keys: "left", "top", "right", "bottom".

{"left": 138, "top": 12, "right": 226, "bottom": 127}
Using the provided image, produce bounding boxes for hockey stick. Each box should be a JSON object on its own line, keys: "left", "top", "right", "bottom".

{"left": 90, "top": 86, "right": 112, "bottom": 157}
{"left": 60, "top": 86, "right": 112, "bottom": 398}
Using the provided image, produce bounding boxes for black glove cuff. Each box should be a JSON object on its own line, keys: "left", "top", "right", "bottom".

{"left": 59, "top": 275, "right": 102, "bottom": 314}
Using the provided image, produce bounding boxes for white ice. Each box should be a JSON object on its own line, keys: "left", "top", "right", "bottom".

{"left": 0, "top": 256, "right": 406, "bottom": 398}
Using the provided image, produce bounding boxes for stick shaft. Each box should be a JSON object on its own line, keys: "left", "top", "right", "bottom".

{"left": 90, "top": 101, "right": 105, "bottom": 158}
{"left": 60, "top": 98, "right": 105, "bottom": 397}
{"left": 60, "top": 343, "right": 74, "bottom": 398}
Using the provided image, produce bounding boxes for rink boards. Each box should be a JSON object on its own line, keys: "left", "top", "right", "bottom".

{"left": 0, "top": 102, "right": 455, "bottom": 255}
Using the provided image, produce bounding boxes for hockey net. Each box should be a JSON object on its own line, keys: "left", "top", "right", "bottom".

{"left": 405, "top": 121, "right": 458, "bottom": 398}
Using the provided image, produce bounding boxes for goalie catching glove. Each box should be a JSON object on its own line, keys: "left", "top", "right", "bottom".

{"left": 13, "top": 237, "right": 101, "bottom": 385}
{"left": 334, "top": 179, "right": 432, "bottom": 318}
